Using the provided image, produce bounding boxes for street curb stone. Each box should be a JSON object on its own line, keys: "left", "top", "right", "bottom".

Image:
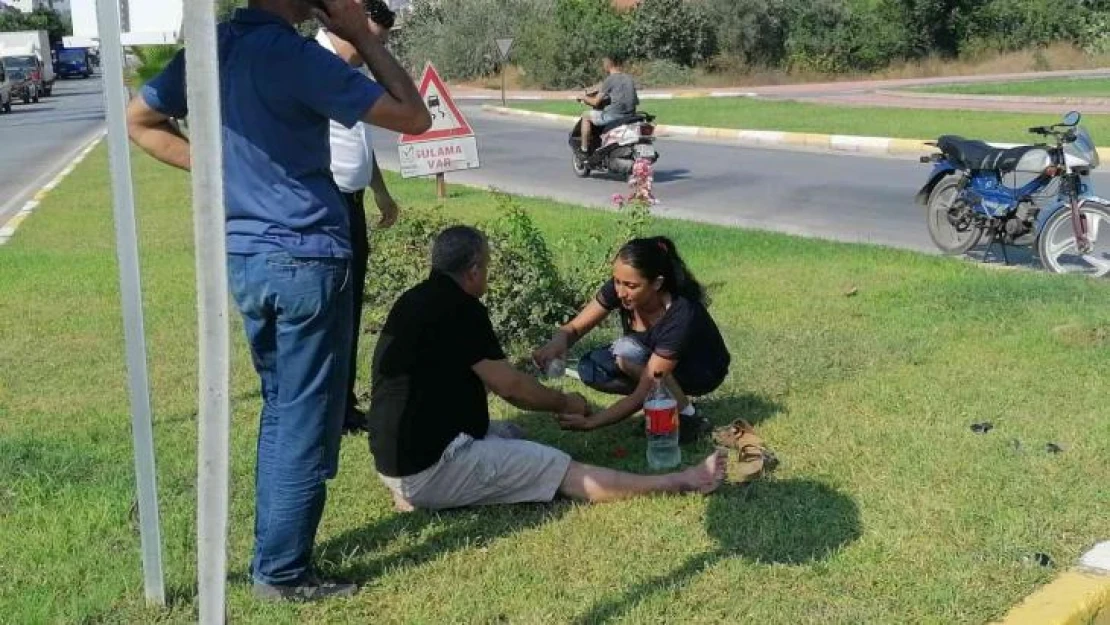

{"left": 480, "top": 104, "right": 1110, "bottom": 161}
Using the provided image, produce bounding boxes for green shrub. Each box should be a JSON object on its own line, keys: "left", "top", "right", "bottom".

{"left": 515, "top": 0, "right": 631, "bottom": 89}
{"left": 629, "top": 0, "right": 717, "bottom": 67}
{"left": 484, "top": 195, "right": 581, "bottom": 360}
{"left": 958, "top": 0, "right": 1089, "bottom": 54}
{"left": 363, "top": 206, "right": 455, "bottom": 333}
{"left": 396, "top": 0, "right": 550, "bottom": 81}
{"left": 130, "top": 45, "right": 182, "bottom": 86}
{"left": 694, "top": 0, "right": 788, "bottom": 67}
{"left": 634, "top": 59, "right": 696, "bottom": 87}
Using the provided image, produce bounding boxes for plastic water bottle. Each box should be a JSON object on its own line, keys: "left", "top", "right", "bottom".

{"left": 644, "top": 372, "right": 681, "bottom": 470}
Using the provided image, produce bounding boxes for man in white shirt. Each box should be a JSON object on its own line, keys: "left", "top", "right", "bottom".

{"left": 316, "top": 0, "right": 400, "bottom": 433}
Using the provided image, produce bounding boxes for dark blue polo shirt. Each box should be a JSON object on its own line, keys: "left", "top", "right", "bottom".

{"left": 141, "top": 8, "right": 385, "bottom": 258}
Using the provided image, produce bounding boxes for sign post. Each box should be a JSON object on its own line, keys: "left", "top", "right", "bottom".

{"left": 399, "top": 63, "right": 481, "bottom": 201}
{"left": 495, "top": 37, "right": 514, "bottom": 107}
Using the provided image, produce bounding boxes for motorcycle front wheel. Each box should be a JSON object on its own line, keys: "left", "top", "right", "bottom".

{"left": 1037, "top": 202, "right": 1110, "bottom": 276}
{"left": 926, "top": 177, "right": 983, "bottom": 255}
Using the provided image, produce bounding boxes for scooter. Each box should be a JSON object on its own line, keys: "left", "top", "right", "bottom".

{"left": 569, "top": 91, "right": 658, "bottom": 178}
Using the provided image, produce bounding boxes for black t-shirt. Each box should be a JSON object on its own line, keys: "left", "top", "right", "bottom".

{"left": 597, "top": 279, "right": 730, "bottom": 375}
{"left": 369, "top": 272, "right": 506, "bottom": 477}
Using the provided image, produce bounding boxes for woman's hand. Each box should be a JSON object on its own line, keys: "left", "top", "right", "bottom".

{"left": 532, "top": 332, "right": 568, "bottom": 370}
{"left": 557, "top": 412, "right": 595, "bottom": 431}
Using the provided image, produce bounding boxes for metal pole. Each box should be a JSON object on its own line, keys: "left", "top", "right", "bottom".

{"left": 501, "top": 69, "right": 506, "bottom": 107}
{"left": 94, "top": 0, "right": 164, "bottom": 607}
{"left": 181, "top": 2, "right": 230, "bottom": 624}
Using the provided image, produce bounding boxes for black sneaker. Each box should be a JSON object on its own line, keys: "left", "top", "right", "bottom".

{"left": 253, "top": 574, "right": 358, "bottom": 602}
{"left": 342, "top": 408, "right": 368, "bottom": 435}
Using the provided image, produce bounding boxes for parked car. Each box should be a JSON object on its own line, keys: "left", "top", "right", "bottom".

{"left": 0, "top": 62, "right": 12, "bottom": 114}
{"left": 1, "top": 54, "right": 46, "bottom": 100}
{"left": 1, "top": 58, "right": 39, "bottom": 104}
{"left": 56, "top": 47, "right": 92, "bottom": 79}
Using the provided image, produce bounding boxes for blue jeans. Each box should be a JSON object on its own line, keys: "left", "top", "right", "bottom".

{"left": 227, "top": 252, "right": 352, "bottom": 586}
{"left": 578, "top": 336, "right": 726, "bottom": 397}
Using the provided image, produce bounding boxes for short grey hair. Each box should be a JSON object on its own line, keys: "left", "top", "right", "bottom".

{"left": 431, "top": 225, "right": 488, "bottom": 276}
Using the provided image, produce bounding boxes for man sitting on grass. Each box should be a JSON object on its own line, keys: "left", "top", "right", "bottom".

{"left": 368, "top": 225, "right": 726, "bottom": 511}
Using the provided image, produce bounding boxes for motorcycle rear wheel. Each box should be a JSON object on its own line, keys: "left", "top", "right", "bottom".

{"left": 1037, "top": 202, "right": 1110, "bottom": 276}
{"left": 926, "top": 177, "right": 983, "bottom": 255}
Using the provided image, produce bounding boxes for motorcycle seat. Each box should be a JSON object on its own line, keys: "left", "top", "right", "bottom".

{"left": 600, "top": 113, "right": 654, "bottom": 132}
{"left": 937, "top": 135, "right": 1048, "bottom": 173}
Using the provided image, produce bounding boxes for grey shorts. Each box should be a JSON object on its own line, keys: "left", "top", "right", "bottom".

{"left": 377, "top": 422, "right": 572, "bottom": 510}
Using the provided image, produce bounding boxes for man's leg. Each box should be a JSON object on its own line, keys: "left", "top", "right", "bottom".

{"left": 251, "top": 252, "right": 353, "bottom": 590}
{"left": 557, "top": 451, "right": 727, "bottom": 503}
{"left": 580, "top": 112, "right": 593, "bottom": 154}
{"left": 227, "top": 255, "right": 280, "bottom": 582}
{"left": 342, "top": 190, "right": 369, "bottom": 433}
{"left": 383, "top": 436, "right": 726, "bottom": 511}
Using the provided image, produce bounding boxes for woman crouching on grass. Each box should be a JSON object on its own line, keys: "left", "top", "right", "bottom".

{"left": 533, "top": 236, "right": 731, "bottom": 441}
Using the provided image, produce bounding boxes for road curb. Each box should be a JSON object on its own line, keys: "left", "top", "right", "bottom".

{"left": 0, "top": 132, "right": 104, "bottom": 246}
{"left": 875, "top": 89, "right": 1110, "bottom": 106}
{"left": 481, "top": 105, "right": 1110, "bottom": 161}
{"left": 455, "top": 90, "right": 756, "bottom": 102}
{"left": 994, "top": 542, "right": 1110, "bottom": 625}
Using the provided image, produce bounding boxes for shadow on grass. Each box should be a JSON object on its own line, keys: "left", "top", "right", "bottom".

{"left": 573, "top": 478, "right": 861, "bottom": 624}
{"left": 695, "top": 393, "right": 785, "bottom": 428}
{"left": 317, "top": 501, "right": 572, "bottom": 585}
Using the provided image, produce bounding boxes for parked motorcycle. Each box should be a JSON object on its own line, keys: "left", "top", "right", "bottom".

{"left": 917, "top": 111, "right": 1110, "bottom": 275}
{"left": 569, "top": 92, "right": 659, "bottom": 178}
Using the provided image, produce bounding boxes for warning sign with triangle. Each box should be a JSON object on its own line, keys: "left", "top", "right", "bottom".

{"left": 399, "top": 63, "right": 475, "bottom": 144}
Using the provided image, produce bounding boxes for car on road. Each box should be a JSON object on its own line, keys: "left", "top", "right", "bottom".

{"left": 1, "top": 54, "right": 46, "bottom": 101}
{"left": 0, "top": 63, "right": 12, "bottom": 114}
{"left": 55, "top": 47, "right": 92, "bottom": 79}
{"left": 1, "top": 60, "right": 39, "bottom": 104}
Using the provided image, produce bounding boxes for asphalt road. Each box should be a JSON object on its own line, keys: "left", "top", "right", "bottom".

{"left": 377, "top": 106, "right": 949, "bottom": 252}
{"left": 0, "top": 76, "right": 106, "bottom": 227}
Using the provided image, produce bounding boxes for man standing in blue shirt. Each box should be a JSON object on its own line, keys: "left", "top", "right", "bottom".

{"left": 126, "top": 0, "right": 430, "bottom": 602}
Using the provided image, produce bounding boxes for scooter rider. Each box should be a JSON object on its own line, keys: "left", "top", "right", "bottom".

{"left": 577, "top": 52, "right": 639, "bottom": 156}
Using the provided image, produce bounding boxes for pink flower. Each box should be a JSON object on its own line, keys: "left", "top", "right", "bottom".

{"left": 611, "top": 193, "right": 625, "bottom": 206}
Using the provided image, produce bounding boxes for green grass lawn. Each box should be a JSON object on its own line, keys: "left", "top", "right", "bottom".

{"left": 512, "top": 98, "right": 1110, "bottom": 144}
{"left": 914, "top": 78, "right": 1110, "bottom": 98}
{"left": 3, "top": 146, "right": 1110, "bottom": 624}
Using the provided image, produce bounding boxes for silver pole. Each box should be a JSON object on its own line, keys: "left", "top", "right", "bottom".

{"left": 94, "top": 0, "right": 165, "bottom": 607}
{"left": 181, "top": 2, "right": 230, "bottom": 624}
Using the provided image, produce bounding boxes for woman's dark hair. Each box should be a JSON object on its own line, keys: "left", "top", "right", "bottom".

{"left": 615, "top": 236, "right": 707, "bottom": 306}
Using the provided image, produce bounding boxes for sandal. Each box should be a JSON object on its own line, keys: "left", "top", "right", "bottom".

{"left": 712, "top": 419, "right": 779, "bottom": 483}
{"left": 712, "top": 419, "right": 762, "bottom": 449}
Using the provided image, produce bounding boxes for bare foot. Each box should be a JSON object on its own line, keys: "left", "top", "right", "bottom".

{"left": 682, "top": 448, "right": 728, "bottom": 494}
{"left": 391, "top": 490, "right": 415, "bottom": 513}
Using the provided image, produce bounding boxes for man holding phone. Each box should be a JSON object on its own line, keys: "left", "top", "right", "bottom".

{"left": 315, "top": 0, "right": 399, "bottom": 435}
{"left": 126, "top": 0, "right": 430, "bottom": 602}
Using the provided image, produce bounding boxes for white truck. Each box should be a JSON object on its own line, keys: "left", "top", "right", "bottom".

{"left": 0, "top": 30, "right": 55, "bottom": 96}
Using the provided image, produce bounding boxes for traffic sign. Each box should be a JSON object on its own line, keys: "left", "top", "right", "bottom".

{"left": 398, "top": 63, "right": 480, "bottom": 181}
{"left": 399, "top": 63, "right": 475, "bottom": 143}
{"left": 495, "top": 37, "right": 514, "bottom": 60}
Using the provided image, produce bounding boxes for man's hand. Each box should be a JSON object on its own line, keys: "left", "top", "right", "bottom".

{"left": 316, "top": 0, "right": 374, "bottom": 46}
{"left": 561, "top": 392, "right": 589, "bottom": 417}
{"left": 375, "top": 192, "right": 398, "bottom": 228}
